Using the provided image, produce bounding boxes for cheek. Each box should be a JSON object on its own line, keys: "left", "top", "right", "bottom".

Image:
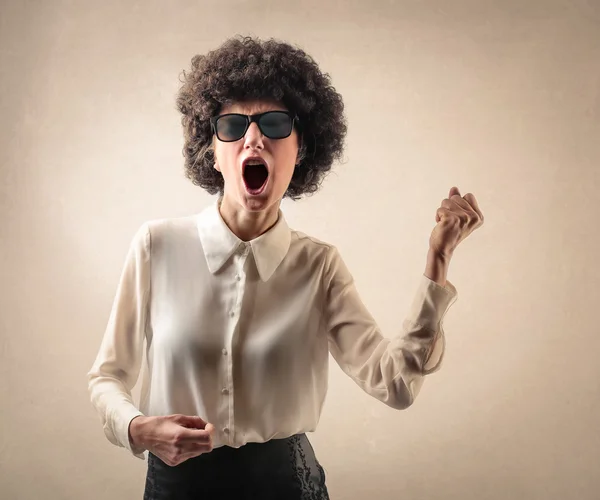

{"left": 214, "top": 146, "right": 238, "bottom": 175}
{"left": 278, "top": 141, "right": 300, "bottom": 169}
{"left": 273, "top": 157, "right": 295, "bottom": 183}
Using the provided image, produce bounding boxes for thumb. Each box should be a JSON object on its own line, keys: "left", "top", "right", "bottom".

{"left": 449, "top": 186, "right": 461, "bottom": 198}
{"left": 177, "top": 414, "right": 209, "bottom": 429}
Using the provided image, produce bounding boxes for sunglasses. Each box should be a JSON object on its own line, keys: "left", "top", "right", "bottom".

{"left": 210, "top": 110, "right": 299, "bottom": 142}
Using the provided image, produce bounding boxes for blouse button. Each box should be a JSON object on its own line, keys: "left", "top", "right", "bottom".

{"left": 221, "top": 388, "right": 229, "bottom": 395}
{"left": 222, "top": 348, "right": 228, "bottom": 355}
{"left": 223, "top": 427, "right": 230, "bottom": 434}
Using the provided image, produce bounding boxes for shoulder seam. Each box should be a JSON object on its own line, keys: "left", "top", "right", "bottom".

{"left": 291, "top": 230, "right": 336, "bottom": 250}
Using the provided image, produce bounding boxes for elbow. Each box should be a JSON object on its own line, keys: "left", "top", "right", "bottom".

{"left": 385, "top": 393, "right": 415, "bottom": 411}
{"left": 384, "top": 377, "right": 422, "bottom": 410}
{"left": 86, "top": 368, "right": 101, "bottom": 404}
{"left": 87, "top": 365, "right": 103, "bottom": 390}
{"left": 86, "top": 368, "right": 96, "bottom": 392}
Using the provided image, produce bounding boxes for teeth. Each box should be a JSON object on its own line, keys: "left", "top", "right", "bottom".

{"left": 246, "top": 160, "right": 264, "bottom": 166}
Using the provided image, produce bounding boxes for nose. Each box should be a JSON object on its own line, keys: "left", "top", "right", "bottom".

{"left": 244, "top": 122, "right": 264, "bottom": 149}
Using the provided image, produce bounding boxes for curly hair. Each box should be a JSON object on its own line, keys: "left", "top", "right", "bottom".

{"left": 175, "top": 36, "right": 347, "bottom": 199}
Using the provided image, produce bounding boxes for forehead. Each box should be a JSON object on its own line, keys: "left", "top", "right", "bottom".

{"left": 220, "top": 98, "right": 288, "bottom": 115}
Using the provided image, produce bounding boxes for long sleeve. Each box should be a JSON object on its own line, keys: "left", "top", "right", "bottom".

{"left": 87, "top": 223, "right": 151, "bottom": 460}
{"left": 323, "top": 246, "right": 458, "bottom": 410}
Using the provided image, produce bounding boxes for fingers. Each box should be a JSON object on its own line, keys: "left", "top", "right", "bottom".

{"left": 149, "top": 415, "right": 217, "bottom": 467}
{"left": 174, "top": 414, "right": 208, "bottom": 429}
{"left": 180, "top": 418, "right": 214, "bottom": 444}
{"left": 463, "top": 192, "right": 484, "bottom": 223}
{"left": 436, "top": 207, "right": 454, "bottom": 223}
{"left": 205, "top": 422, "right": 215, "bottom": 436}
{"left": 437, "top": 188, "right": 484, "bottom": 228}
{"left": 170, "top": 414, "right": 215, "bottom": 445}
{"left": 177, "top": 426, "right": 213, "bottom": 444}
{"left": 446, "top": 195, "right": 471, "bottom": 212}
{"left": 442, "top": 188, "right": 484, "bottom": 226}
{"left": 448, "top": 188, "right": 483, "bottom": 218}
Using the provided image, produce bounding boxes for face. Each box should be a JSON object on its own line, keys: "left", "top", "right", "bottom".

{"left": 212, "top": 99, "right": 300, "bottom": 214}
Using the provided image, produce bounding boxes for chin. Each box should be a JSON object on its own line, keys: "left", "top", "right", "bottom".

{"left": 239, "top": 173, "right": 285, "bottom": 212}
{"left": 240, "top": 190, "right": 278, "bottom": 212}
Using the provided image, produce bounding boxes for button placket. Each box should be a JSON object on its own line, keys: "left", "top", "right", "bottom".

{"left": 233, "top": 249, "right": 246, "bottom": 316}
{"left": 222, "top": 246, "right": 249, "bottom": 445}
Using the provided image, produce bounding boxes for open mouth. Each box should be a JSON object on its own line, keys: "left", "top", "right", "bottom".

{"left": 243, "top": 162, "right": 269, "bottom": 194}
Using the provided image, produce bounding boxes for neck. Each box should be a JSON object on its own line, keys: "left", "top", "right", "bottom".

{"left": 218, "top": 196, "right": 280, "bottom": 241}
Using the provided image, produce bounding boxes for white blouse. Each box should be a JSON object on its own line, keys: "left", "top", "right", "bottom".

{"left": 87, "top": 201, "right": 458, "bottom": 460}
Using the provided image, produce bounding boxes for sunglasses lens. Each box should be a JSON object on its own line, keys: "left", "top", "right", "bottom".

{"left": 216, "top": 115, "right": 248, "bottom": 141}
{"left": 259, "top": 112, "right": 293, "bottom": 138}
{"left": 214, "top": 112, "right": 295, "bottom": 141}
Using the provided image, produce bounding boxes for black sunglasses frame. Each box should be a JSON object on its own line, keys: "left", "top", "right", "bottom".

{"left": 210, "top": 111, "right": 299, "bottom": 142}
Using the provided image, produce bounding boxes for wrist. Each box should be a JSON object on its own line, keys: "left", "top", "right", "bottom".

{"left": 427, "top": 247, "right": 451, "bottom": 262}
{"left": 425, "top": 248, "right": 450, "bottom": 286}
{"left": 128, "top": 415, "right": 148, "bottom": 449}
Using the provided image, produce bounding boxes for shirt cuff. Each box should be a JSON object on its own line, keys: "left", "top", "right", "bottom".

{"left": 107, "top": 404, "right": 146, "bottom": 460}
{"left": 408, "top": 274, "right": 458, "bottom": 334}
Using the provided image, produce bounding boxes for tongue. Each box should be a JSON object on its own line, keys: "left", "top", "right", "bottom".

{"left": 244, "top": 164, "right": 268, "bottom": 191}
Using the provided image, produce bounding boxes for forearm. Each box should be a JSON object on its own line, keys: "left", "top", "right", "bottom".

{"left": 424, "top": 248, "right": 450, "bottom": 287}
{"left": 325, "top": 245, "right": 458, "bottom": 410}
{"left": 128, "top": 415, "right": 149, "bottom": 451}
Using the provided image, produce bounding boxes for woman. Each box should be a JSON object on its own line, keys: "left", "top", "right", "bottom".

{"left": 87, "top": 36, "right": 483, "bottom": 499}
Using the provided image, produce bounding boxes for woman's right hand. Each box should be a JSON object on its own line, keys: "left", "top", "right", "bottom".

{"left": 128, "top": 414, "right": 215, "bottom": 466}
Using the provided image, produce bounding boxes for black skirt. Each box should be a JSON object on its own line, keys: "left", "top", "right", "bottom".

{"left": 143, "top": 433, "right": 330, "bottom": 499}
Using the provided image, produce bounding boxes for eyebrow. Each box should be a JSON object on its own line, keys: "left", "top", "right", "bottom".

{"left": 226, "top": 109, "right": 287, "bottom": 114}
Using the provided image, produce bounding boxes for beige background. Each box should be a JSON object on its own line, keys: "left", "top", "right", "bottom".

{"left": 1, "top": 0, "right": 599, "bottom": 499}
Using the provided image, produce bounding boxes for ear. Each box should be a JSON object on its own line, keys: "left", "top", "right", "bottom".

{"left": 211, "top": 139, "right": 220, "bottom": 172}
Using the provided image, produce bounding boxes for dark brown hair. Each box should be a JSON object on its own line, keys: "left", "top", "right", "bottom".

{"left": 176, "top": 36, "right": 347, "bottom": 199}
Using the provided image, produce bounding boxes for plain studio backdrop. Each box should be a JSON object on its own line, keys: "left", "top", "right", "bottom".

{"left": 1, "top": 0, "right": 599, "bottom": 499}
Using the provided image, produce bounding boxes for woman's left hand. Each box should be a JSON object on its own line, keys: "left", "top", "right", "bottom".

{"left": 429, "top": 186, "right": 484, "bottom": 260}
